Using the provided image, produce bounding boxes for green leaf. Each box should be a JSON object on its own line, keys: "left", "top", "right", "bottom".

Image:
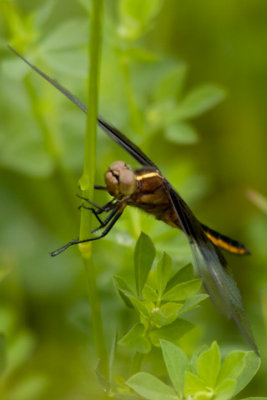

{"left": 165, "top": 121, "right": 199, "bottom": 145}
{"left": 175, "top": 84, "right": 226, "bottom": 120}
{"left": 218, "top": 351, "right": 246, "bottom": 384}
{"left": 0, "top": 334, "right": 6, "bottom": 375}
{"left": 109, "top": 331, "right": 118, "bottom": 385}
{"left": 8, "top": 332, "right": 35, "bottom": 375}
{"left": 121, "top": 291, "right": 152, "bottom": 319}
{"left": 197, "top": 341, "right": 221, "bottom": 387}
{"left": 7, "top": 375, "right": 47, "bottom": 400}
{"left": 35, "top": 1, "right": 55, "bottom": 27}
{"left": 178, "top": 294, "right": 208, "bottom": 316}
{"left": 241, "top": 398, "right": 267, "bottom": 400}
{"left": 119, "top": 323, "right": 151, "bottom": 354}
{"left": 162, "top": 279, "right": 201, "bottom": 302}
{"left": 146, "top": 100, "right": 176, "bottom": 130}
{"left": 40, "top": 19, "right": 89, "bottom": 52}
{"left": 218, "top": 350, "right": 260, "bottom": 396}
{"left": 134, "top": 232, "right": 155, "bottom": 296}
{"left": 215, "top": 379, "right": 236, "bottom": 400}
{"left": 150, "top": 303, "right": 183, "bottom": 326}
{"left": 127, "top": 372, "right": 178, "bottom": 400}
{"left": 142, "top": 284, "right": 158, "bottom": 302}
{"left": 115, "top": 394, "right": 141, "bottom": 400}
{"left": 149, "top": 319, "right": 193, "bottom": 346}
{"left": 2, "top": 58, "right": 31, "bottom": 80}
{"left": 161, "top": 340, "right": 188, "bottom": 397}
{"left": 166, "top": 264, "right": 194, "bottom": 291}
{"left": 78, "top": 0, "right": 91, "bottom": 14}
{"left": 0, "top": 135, "right": 53, "bottom": 177}
{"left": 153, "top": 64, "right": 187, "bottom": 102}
{"left": 119, "top": 46, "right": 158, "bottom": 63}
{"left": 113, "top": 275, "right": 134, "bottom": 308}
{"left": 42, "top": 50, "right": 88, "bottom": 77}
{"left": 118, "top": 0, "right": 163, "bottom": 40}
{"left": 234, "top": 351, "right": 261, "bottom": 396}
{"left": 96, "top": 360, "right": 110, "bottom": 392}
{"left": 156, "top": 252, "right": 173, "bottom": 297}
{"left": 184, "top": 371, "right": 214, "bottom": 398}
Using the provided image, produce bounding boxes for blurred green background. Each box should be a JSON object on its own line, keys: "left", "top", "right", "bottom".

{"left": 0, "top": 0, "right": 267, "bottom": 398}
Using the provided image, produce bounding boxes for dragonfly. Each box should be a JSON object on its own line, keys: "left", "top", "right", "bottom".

{"left": 10, "top": 47, "right": 258, "bottom": 354}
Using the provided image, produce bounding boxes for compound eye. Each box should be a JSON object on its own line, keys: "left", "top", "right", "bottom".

{"left": 119, "top": 169, "right": 136, "bottom": 195}
{"left": 109, "top": 161, "right": 126, "bottom": 174}
{"left": 112, "top": 170, "right": 120, "bottom": 180}
{"left": 105, "top": 171, "right": 119, "bottom": 196}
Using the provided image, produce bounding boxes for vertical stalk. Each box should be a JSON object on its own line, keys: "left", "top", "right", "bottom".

{"left": 78, "top": 0, "right": 108, "bottom": 379}
{"left": 79, "top": 0, "right": 103, "bottom": 251}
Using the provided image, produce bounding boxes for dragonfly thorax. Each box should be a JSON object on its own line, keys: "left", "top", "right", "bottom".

{"left": 105, "top": 160, "right": 136, "bottom": 197}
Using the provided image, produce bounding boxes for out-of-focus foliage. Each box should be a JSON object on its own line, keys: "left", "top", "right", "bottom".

{"left": 0, "top": 0, "right": 267, "bottom": 399}
{"left": 127, "top": 341, "right": 262, "bottom": 400}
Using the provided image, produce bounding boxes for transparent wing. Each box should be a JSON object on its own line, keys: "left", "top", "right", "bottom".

{"left": 167, "top": 183, "right": 258, "bottom": 354}
{"left": 9, "top": 47, "right": 157, "bottom": 169}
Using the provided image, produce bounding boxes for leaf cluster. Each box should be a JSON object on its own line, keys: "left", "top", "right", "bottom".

{"left": 127, "top": 341, "right": 263, "bottom": 400}
{"left": 114, "top": 233, "right": 207, "bottom": 354}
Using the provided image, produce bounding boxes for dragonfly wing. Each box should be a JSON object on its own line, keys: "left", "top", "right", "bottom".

{"left": 97, "top": 117, "right": 158, "bottom": 168}
{"left": 8, "top": 47, "right": 88, "bottom": 113}
{"left": 9, "top": 47, "right": 157, "bottom": 169}
{"left": 190, "top": 241, "right": 258, "bottom": 354}
{"left": 166, "top": 183, "right": 258, "bottom": 354}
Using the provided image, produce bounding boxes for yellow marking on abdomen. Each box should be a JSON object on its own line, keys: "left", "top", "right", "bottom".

{"left": 135, "top": 171, "right": 161, "bottom": 181}
{"left": 205, "top": 232, "right": 247, "bottom": 255}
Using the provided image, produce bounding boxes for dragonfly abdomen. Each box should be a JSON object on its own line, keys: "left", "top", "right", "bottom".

{"left": 201, "top": 224, "right": 250, "bottom": 255}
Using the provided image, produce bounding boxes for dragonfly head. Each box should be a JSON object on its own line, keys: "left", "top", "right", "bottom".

{"left": 105, "top": 161, "right": 136, "bottom": 197}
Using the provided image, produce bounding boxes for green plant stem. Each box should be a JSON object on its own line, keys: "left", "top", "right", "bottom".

{"left": 83, "top": 257, "right": 108, "bottom": 377}
{"left": 79, "top": 0, "right": 103, "bottom": 252}
{"left": 78, "top": 0, "right": 108, "bottom": 380}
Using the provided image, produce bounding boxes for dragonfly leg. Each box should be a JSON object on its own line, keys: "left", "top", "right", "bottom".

{"left": 50, "top": 207, "right": 124, "bottom": 257}
{"left": 94, "top": 184, "right": 107, "bottom": 191}
{"left": 76, "top": 194, "right": 115, "bottom": 212}
{"left": 76, "top": 194, "right": 105, "bottom": 211}
{"left": 91, "top": 207, "right": 120, "bottom": 233}
{"left": 78, "top": 203, "right": 104, "bottom": 225}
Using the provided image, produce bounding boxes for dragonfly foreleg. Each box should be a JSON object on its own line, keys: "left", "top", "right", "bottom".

{"left": 76, "top": 194, "right": 106, "bottom": 211}
{"left": 76, "top": 194, "right": 115, "bottom": 212}
{"left": 50, "top": 206, "right": 124, "bottom": 257}
{"left": 94, "top": 184, "right": 107, "bottom": 191}
{"left": 78, "top": 203, "right": 104, "bottom": 225}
